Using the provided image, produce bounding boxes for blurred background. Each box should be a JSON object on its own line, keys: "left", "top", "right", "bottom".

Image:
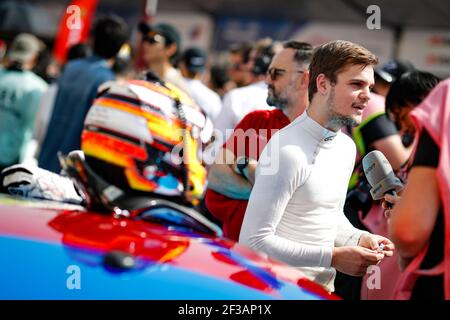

{"left": 1, "top": 0, "right": 450, "bottom": 78}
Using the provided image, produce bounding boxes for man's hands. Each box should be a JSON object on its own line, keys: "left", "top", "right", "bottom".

{"left": 358, "top": 233, "right": 395, "bottom": 257}
{"left": 331, "top": 246, "right": 384, "bottom": 276}
{"left": 232, "top": 157, "right": 257, "bottom": 184}
{"left": 331, "top": 233, "right": 395, "bottom": 276}
{"left": 207, "top": 148, "right": 253, "bottom": 199}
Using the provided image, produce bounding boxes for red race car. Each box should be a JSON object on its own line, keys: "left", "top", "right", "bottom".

{"left": 0, "top": 192, "right": 337, "bottom": 300}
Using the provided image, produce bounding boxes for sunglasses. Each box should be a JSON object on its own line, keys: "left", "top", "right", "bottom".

{"left": 267, "top": 68, "right": 305, "bottom": 81}
{"left": 143, "top": 33, "right": 165, "bottom": 45}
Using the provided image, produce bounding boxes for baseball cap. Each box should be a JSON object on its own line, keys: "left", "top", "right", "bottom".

{"left": 6, "top": 33, "right": 42, "bottom": 64}
{"left": 375, "top": 59, "right": 415, "bottom": 84}
{"left": 138, "top": 21, "right": 181, "bottom": 49}
{"left": 181, "top": 47, "right": 207, "bottom": 73}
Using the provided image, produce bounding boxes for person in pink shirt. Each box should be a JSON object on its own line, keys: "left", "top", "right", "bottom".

{"left": 359, "top": 70, "right": 440, "bottom": 300}
{"left": 385, "top": 77, "right": 450, "bottom": 300}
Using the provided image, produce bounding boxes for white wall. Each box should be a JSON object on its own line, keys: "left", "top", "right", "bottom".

{"left": 398, "top": 29, "right": 450, "bottom": 78}
{"left": 290, "top": 22, "right": 395, "bottom": 65}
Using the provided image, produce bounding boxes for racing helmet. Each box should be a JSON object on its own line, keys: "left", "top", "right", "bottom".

{"left": 80, "top": 77, "right": 212, "bottom": 206}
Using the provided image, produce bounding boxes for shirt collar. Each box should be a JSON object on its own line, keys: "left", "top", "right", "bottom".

{"left": 297, "top": 111, "right": 338, "bottom": 145}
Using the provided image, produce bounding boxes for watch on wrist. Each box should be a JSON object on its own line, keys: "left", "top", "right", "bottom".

{"left": 236, "top": 156, "right": 249, "bottom": 178}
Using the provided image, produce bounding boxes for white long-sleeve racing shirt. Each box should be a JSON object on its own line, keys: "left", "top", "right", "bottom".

{"left": 239, "top": 111, "right": 367, "bottom": 292}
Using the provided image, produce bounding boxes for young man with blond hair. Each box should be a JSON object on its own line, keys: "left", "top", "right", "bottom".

{"left": 240, "top": 40, "right": 395, "bottom": 293}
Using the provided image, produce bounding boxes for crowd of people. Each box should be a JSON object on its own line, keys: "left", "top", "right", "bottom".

{"left": 0, "top": 14, "right": 448, "bottom": 300}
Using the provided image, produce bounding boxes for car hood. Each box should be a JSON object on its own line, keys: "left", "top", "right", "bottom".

{"left": 0, "top": 195, "right": 337, "bottom": 300}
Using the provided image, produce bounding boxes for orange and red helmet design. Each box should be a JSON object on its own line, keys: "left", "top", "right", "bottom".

{"left": 81, "top": 79, "right": 212, "bottom": 205}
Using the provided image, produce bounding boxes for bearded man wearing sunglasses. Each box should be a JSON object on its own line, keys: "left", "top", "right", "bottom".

{"left": 206, "top": 41, "right": 313, "bottom": 241}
